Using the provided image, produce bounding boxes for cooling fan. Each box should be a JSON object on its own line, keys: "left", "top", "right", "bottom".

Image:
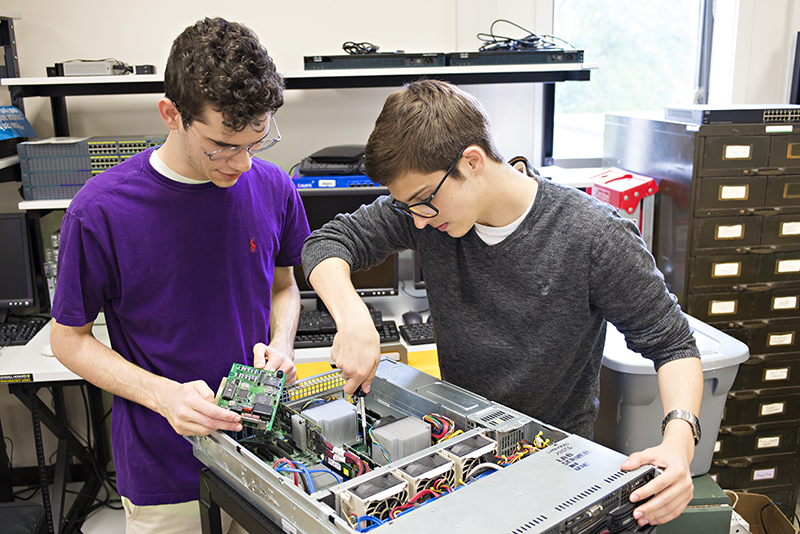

{"left": 441, "top": 433, "right": 497, "bottom": 481}
{"left": 340, "top": 472, "right": 408, "bottom": 521}
{"left": 396, "top": 452, "right": 455, "bottom": 495}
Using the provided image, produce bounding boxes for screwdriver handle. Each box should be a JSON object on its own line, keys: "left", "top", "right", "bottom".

{"left": 354, "top": 385, "right": 367, "bottom": 398}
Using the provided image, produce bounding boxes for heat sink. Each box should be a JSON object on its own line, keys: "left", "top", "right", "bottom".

{"left": 290, "top": 414, "right": 308, "bottom": 449}
{"left": 395, "top": 451, "right": 455, "bottom": 495}
{"left": 440, "top": 433, "right": 497, "bottom": 481}
{"left": 301, "top": 399, "right": 357, "bottom": 447}
{"left": 371, "top": 416, "right": 431, "bottom": 465}
{"left": 339, "top": 472, "right": 408, "bottom": 521}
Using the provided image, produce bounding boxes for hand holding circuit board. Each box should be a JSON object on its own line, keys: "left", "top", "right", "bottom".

{"left": 215, "top": 363, "right": 287, "bottom": 431}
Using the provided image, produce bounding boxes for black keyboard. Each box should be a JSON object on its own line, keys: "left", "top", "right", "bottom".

{"left": 0, "top": 318, "right": 48, "bottom": 347}
{"left": 399, "top": 322, "right": 435, "bottom": 345}
{"left": 297, "top": 308, "right": 382, "bottom": 334}
{"left": 294, "top": 320, "right": 399, "bottom": 349}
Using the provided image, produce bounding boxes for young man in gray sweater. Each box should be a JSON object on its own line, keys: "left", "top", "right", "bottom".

{"left": 301, "top": 79, "right": 702, "bottom": 528}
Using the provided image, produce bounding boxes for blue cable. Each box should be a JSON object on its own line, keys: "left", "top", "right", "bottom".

{"left": 355, "top": 515, "right": 385, "bottom": 532}
{"left": 275, "top": 466, "right": 344, "bottom": 484}
{"left": 274, "top": 465, "right": 316, "bottom": 493}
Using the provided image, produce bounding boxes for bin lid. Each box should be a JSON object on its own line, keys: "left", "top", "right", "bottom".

{"left": 601, "top": 314, "right": 750, "bottom": 375}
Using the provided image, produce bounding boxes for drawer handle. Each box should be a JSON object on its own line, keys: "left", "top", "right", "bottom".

{"left": 743, "top": 246, "right": 778, "bottom": 254}
{"left": 752, "top": 208, "right": 780, "bottom": 216}
{"left": 741, "top": 283, "right": 774, "bottom": 292}
{"left": 740, "top": 320, "right": 768, "bottom": 330}
{"left": 752, "top": 167, "right": 786, "bottom": 176}
{"left": 728, "top": 426, "right": 756, "bottom": 436}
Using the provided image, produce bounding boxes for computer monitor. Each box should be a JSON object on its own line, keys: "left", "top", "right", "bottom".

{"left": 0, "top": 213, "right": 37, "bottom": 323}
{"left": 295, "top": 188, "right": 399, "bottom": 304}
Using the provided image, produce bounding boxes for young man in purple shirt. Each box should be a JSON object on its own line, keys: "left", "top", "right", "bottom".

{"left": 50, "top": 18, "right": 309, "bottom": 533}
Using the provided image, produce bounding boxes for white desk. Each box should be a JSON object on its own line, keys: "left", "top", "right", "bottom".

{"left": 0, "top": 293, "right": 434, "bottom": 375}
{"left": 0, "top": 321, "right": 109, "bottom": 383}
{"left": 0, "top": 320, "right": 111, "bottom": 534}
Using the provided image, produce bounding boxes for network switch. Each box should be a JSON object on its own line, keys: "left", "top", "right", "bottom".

{"left": 18, "top": 135, "right": 166, "bottom": 200}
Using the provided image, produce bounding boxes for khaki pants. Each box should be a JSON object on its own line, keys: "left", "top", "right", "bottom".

{"left": 122, "top": 497, "right": 249, "bottom": 534}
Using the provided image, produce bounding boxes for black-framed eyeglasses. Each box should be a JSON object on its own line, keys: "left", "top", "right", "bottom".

{"left": 183, "top": 115, "right": 281, "bottom": 161}
{"left": 392, "top": 148, "right": 466, "bottom": 218}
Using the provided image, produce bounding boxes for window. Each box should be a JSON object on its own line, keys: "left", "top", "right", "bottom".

{"left": 551, "top": 0, "right": 707, "bottom": 162}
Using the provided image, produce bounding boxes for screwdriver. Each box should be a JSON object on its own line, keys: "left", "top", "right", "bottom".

{"left": 354, "top": 385, "right": 368, "bottom": 444}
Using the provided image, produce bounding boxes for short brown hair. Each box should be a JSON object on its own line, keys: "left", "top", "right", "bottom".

{"left": 365, "top": 79, "right": 504, "bottom": 185}
{"left": 164, "top": 17, "right": 284, "bottom": 132}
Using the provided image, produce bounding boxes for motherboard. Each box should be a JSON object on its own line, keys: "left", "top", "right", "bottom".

{"left": 193, "top": 358, "right": 657, "bottom": 534}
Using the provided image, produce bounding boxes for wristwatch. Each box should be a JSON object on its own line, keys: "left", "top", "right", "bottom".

{"left": 661, "top": 409, "right": 701, "bottom": 446}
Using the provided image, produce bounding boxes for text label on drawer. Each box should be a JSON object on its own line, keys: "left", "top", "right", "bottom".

{"left": 764, "top": 367, "right": 790, "bottom": 381}
{"left": 719, "top": 185, "right": 749, "bottom": 201}
{"left": 713, "top": 262, "right": 741, "bottom": 277}
{"left": 756, "top": 436, "right": 781, "bottom": 449}
{"left": 760, "top": 402, "right": 786, "bottom": 416}
{"left": 772, "top": 296, "right": 799, "bottom": 310}
{"left": 716, "top": 224, "right": 745, "bottom": 240}
{"left": 723, "top": 144, "right": 753, "bottom": 160}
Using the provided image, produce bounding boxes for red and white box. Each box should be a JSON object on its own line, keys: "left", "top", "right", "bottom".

{"left": 590, "top": 168, "right": 659, "bottom": 250}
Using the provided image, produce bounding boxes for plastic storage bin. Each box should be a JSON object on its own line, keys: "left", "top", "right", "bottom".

{"left": 594, "top": 314, "right": 750, "bottom": 476}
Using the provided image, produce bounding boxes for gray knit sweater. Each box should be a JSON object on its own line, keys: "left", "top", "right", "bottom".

{"left": 302, "top": 177, "right": 699, "bottom": 438}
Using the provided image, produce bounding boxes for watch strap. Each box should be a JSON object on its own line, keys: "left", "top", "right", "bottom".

{"left": 661, "top": 409, "right": 701, "bottom": 446}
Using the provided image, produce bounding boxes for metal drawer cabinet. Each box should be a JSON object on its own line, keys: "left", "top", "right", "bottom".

{"left": 722, "top": 387, "right": 800, "bottom": 426}
{"left": 714, "top": 423, "right": 800, "bottom": 460}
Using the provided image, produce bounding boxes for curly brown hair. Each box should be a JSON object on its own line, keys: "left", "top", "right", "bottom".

{"left": 164, "top": 17, "right": 284, "bottom": 132}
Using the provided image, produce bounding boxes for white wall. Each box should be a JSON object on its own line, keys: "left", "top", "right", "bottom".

{"left": 1, "top": 0, "right": 553, "bottom": 173}
{"left": 709, "top": 0, "right": 800, "bottom": 104}
{"left": 0, "top": 0, "right": 552, "bottom": 472}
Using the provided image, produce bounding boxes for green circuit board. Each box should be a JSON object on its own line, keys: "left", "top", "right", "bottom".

{"left": 215, "top": 363, "right": 286, "bottom": 431}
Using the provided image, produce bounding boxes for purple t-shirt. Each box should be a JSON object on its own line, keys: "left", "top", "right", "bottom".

{"left": 51, "top": 149, "right": 310, "bottom": 505}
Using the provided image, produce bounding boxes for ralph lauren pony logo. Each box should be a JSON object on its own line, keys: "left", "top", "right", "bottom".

{"left": 250, "top": 238, "right": 257, "bottom": 252}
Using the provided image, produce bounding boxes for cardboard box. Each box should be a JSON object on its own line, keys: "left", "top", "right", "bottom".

{"left": 727, "top": 491, "right": 797, "bottom": 534}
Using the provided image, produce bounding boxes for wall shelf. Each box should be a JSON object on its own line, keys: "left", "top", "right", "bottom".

{"left": 6, "top": 62, "right": 595, "bottom": 211}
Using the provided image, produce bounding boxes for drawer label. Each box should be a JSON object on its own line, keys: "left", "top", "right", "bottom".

{"left": 752, "top": 468, "right": 776, "bottom": 481}
{"left": 780, "top": 222, "right": 800, "bottom": 236}
{"left": 714, "top": 440, "right": 721, "bottom": 453}
{"left": 760, "top": 402, "right": 786, "bottom": 416}
{"left": 723, "top": 144, "right": 752, "bottom": 160}
{"left": 773, "top": 296, "right": 799, "bottom": 310}
{"left": 767, "top": 125, "right": 794, "bottom": 134}
{"left": 710, "top": 300, "right": 737, "bottom": 315}
{"left": 716, "top": 224, "right": 744, "bottom": 240}
{"left": 767, "top": 333, "right": 794, "bottom": 346}
{"left": 756, "top": 436, "right": 781, "bottom": 449}
{"left": 776, "top": 259, "right": 800, "bottom": 273}
{"left": 712, "top": 262, "right": 741, "bottom": 277}
{"left": 764, "top": 367, "right": 790, "bottom": 381}
{"left": 719, "top": 185, "right": 748, "bottom": 200}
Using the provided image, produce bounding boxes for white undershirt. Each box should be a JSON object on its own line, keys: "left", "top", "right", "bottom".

{"left": 150, "top": 149, "right": 211, "bottom": 184}
{"left": 474, "top": 194, "right": 536, "bottom": 245}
